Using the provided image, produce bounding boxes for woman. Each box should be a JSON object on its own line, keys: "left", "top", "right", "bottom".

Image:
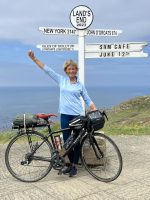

{"left": 28, "top": 50, "right": 97, "bottom": 177}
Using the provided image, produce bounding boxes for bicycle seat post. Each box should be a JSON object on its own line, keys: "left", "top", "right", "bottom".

{"left": 46, "top": 118, "right": 56, "bottom": 150}
{"left": 47, "top": 120, "right": 51, "bottom": 133}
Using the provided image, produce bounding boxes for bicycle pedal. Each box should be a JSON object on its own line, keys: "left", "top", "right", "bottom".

{"left": 58, "top": 170, "right": 63, "bottom": 175}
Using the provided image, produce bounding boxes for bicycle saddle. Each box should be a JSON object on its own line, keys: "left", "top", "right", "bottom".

{"left": 36, "top": 113, "right": 57, "bottom": 120}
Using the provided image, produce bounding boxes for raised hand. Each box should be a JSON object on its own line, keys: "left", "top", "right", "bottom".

{"left": 27, "top": 50, "right": 44, "bottom": 69}
{"left": 28, "top": 50, "right": 35, "bottom": 60}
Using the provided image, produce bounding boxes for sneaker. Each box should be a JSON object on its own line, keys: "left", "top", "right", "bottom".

{"left": 62, "top": 166, "right": 72, "bottom": 174}
{"left": 69, "top": 166, "right": 77, "bottom": 177}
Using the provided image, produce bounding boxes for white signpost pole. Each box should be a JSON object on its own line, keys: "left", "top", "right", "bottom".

{"left": 78, "top": 30, "right": 85, "bottom": 112}
{"left": 78, "top": 30, "right": 85, "bottom": 84}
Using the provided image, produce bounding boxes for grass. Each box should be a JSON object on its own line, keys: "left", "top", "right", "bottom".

{"left": 103, "top": 124, "right": 150, "bottom": 135}
{"left": 103, "top": 95, "right": 150, "bottom": 135}
{"left": 0, "top": 130, "right": 16, "bottom": 144}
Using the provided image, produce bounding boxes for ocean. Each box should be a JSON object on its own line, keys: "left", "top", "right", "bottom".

{"left": 0, "top": 86, "right": 149, "bottom": 130}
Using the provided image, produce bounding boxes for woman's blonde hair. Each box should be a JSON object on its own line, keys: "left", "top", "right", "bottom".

{"left": 64, "top": 60, "right": 78, "bottom": 72}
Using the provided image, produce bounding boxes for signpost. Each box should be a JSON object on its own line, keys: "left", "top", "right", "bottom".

{"left": 39, "top": 27, "right": 78, "bottom": 35}
{"left": 36, "top": 44, "right": 78, "bottom": 51}
{"left": 85, "top": 51, "right": 148, "bottom": 59}
{"left": 37, "top": 42, "right": 147, "bottom": 52}
{"left": 84, "top": 42, "right": 147, "bottom": 52}
{"left": 39, "top": 27, "right": 122, "bottom": 36}
{"left": 70, "top": 5, "right": 93, "bottom": 30}
{"left": 85, "top": 29, "right": 122, "bottom": 36}
{"left": 37, "top": 5, "right": 148, "bottom": 112}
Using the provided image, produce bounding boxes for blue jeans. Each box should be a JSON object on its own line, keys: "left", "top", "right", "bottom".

{"left": 60, "top": 114, "right": 81, "bottom": 165}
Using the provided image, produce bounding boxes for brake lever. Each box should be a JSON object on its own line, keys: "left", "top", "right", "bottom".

{"left": 102, "top": 111, "right": 108, "bottom": 121}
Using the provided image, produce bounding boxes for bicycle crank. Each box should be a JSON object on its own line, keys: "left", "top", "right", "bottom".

{"left": 51, "top": 153, "right": 65, "bottom": 170}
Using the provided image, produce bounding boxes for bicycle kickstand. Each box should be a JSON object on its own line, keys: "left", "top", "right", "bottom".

{"left": 58, "top": 169, "right": 63, "bottom": 175}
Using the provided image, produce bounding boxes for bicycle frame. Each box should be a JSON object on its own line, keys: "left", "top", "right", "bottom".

{"left": 25, "top": 122, "right": 85, "bottom": 162}
{"left": 25, "top": 121, "right": 104, "bottom": 164}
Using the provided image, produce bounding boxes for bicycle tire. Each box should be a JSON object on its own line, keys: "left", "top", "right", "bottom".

{"left": 5, "top": 131, "right": 53, "bottom": 182}
{"left": 80, "top": 132, "right": 123, "bottom": 182}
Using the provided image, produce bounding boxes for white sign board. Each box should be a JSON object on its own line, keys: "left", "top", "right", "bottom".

{"left": 85, "top": 42, "right": 148, "bottom": 52}
{"left": 70, "top": 5, "right": 93, "bottom": 30}
{"left": 37, "top": 44, "right": 78, "bottom": 51}
{"left": 39, "top": 27, "right": 78, "bottom": 35}
{"left": 39, "top": 27, "right": 122, "bottom": 37}
{"left": 37, "top": 42, "right": 148, "bottom": 52}
{"left": 85, "top": 51, "right": 148, "bottom": 58}
{"left": 85, "top": 29, "right": 122, "bottom": 36}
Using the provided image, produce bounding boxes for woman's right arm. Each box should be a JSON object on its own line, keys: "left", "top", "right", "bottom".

{"left": 28, "top": 50, "right": 62, "bottom": 84}
{"left": 28, "top": 50, "right": 44, "bottom": 69}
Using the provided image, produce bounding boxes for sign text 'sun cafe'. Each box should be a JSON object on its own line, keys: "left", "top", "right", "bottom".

{"left": 37, "top": 5, "right": 148, "bottom": 84}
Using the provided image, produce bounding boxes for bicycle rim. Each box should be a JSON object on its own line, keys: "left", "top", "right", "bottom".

{"left": 5, "top": 132, "right": 53, "bottom": 182}
{"left": 81, "top": 132, "right": 123, "bottom": 182}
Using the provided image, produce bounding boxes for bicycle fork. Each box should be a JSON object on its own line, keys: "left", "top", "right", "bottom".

{"left": 89, "top": 133, "right": 104, "bottom": 159}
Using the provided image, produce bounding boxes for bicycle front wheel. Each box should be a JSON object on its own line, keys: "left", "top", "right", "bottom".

{"left": 5, "top": 131, "right": 53, "bottom": 182}
{"left": 80, "top": 132, "right": 123, "bottom": 182}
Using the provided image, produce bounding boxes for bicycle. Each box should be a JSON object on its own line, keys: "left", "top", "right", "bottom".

{"left": 5, "top": 110, "right": 123, "bottom": 183}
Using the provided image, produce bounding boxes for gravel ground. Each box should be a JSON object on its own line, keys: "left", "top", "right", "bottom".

{"left": 0, "top": 135, "right": 150, "bottom": 200}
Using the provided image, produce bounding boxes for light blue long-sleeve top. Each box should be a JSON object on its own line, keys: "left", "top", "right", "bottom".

{"left": 43, "top": 65, "right": 93, "bottom": 116}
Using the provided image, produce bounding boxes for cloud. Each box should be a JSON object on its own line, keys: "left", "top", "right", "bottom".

{"left": 0, "top": 0, "right": 150, "bottom": 45}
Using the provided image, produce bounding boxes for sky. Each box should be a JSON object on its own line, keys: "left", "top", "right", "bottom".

{"left": 0, "top": 0, "right": 150, "bottom": 87}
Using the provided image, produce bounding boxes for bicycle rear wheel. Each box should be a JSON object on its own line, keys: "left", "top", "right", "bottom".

{"left": 80, "top": 132, "right": 122, "bottom": 182}
{"left": 5, "top": 131, "right": 53, "bottom": 182}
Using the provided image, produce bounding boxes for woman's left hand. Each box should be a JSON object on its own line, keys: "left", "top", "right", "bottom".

{"left": 90, "top": 103, "right": 97, "bottom": 111}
